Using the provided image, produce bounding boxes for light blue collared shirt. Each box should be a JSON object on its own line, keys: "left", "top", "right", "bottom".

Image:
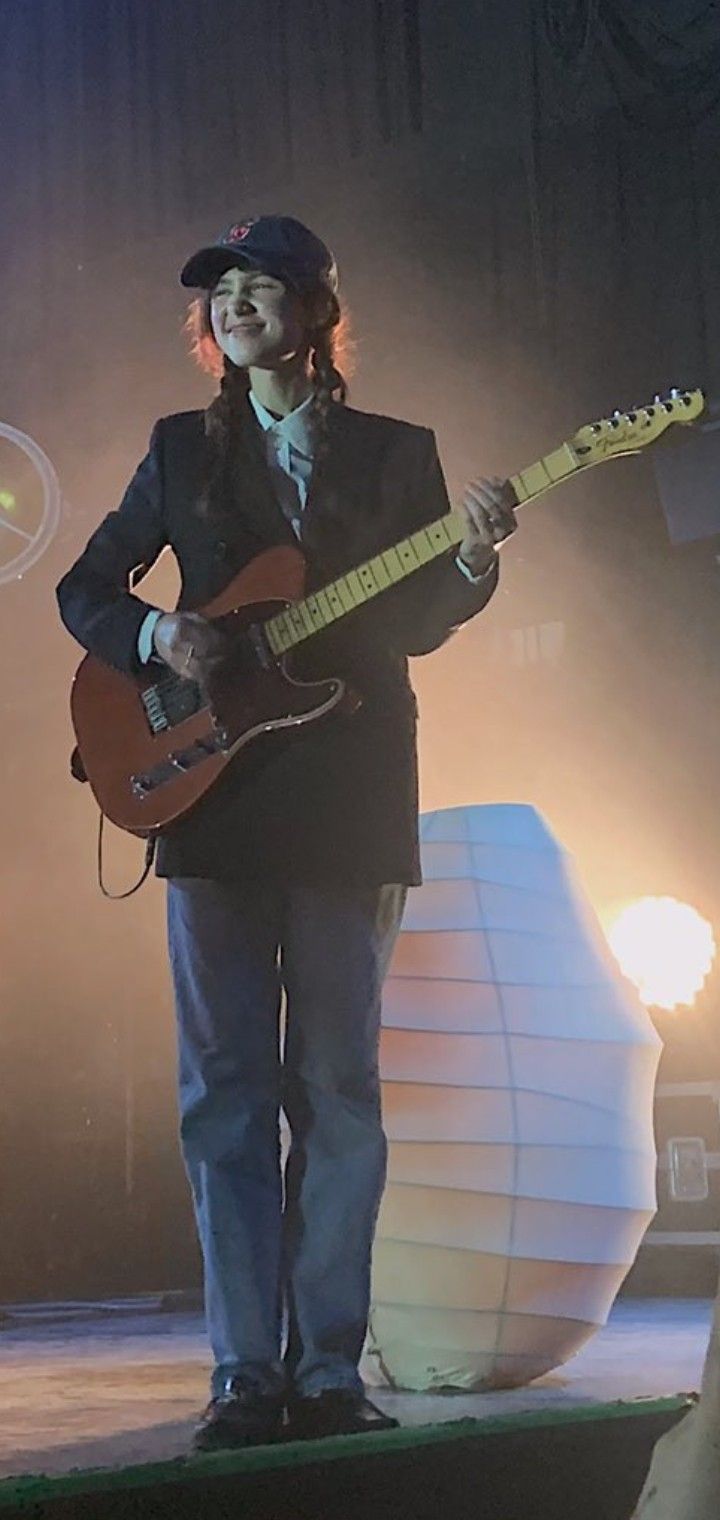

{"left": 247, "top": 387, "right": 315, "bottom": 534}
{"left": 136, "top": 391, "right": 491, "bottom": 662}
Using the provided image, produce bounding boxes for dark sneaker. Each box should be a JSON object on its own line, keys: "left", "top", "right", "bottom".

{"left": 285, "top": 1389, "right": 399, "bottom": 1441}
{"left": 193, "top": 1380, "right": 285, "bottom": 1452}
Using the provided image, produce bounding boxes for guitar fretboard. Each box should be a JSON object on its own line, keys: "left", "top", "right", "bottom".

{"left": 264, "top": 440, "right": 581, "bottom": 657}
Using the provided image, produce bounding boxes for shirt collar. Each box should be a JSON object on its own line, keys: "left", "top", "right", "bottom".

{"left": 249, "top": 389, "right": 315, "bottom": 458}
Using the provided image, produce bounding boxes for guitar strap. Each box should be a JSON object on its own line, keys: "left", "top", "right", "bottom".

{"left": 70, "top": 744, "right": 88, "bottom": 783}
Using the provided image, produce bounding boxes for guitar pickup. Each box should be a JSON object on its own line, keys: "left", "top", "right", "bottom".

{"left": 246, "top": 622, "right": 274, "bottom": 670}
{"left": 130, "top": 732, "right": 224, "bottom": 799}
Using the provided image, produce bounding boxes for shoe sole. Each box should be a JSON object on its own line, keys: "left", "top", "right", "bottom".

{"left": 283, "top": 1419, "right": 399, "bottom": 1442}
{"left": 193, "top": 1424, "right": 284, "bottom": 1453}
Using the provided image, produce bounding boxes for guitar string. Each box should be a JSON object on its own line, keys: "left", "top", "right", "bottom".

{"left": 145, "top": 392, "right": 700, "bottom": 707}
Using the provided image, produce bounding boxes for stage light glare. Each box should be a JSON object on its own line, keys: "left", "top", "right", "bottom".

{"left": 604, "top": 896, "right": 715, "bottom": 1011}
{"left": 0, "top": 489, "right": 16, "bottom": 512}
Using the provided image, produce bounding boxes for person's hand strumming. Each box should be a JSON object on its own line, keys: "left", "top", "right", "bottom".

{"left": 152, "top": 611, "right": 227, "bottom": 684}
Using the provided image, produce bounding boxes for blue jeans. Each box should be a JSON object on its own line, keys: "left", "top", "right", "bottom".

{"left": 167, "top": 877, "right": 406, "bottom": 1400}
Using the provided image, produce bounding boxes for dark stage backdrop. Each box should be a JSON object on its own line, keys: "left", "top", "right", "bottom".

{"left": 1, "top": 0, "right": 720, "bottom": 1300}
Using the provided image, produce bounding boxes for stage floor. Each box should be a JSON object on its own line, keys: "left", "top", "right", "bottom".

{"left": 0, "top": 1297, "right": 710, "bottom": 1481}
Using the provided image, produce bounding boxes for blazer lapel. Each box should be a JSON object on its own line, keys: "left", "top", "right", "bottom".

{"left": 301, "top": 404, "right": 365, "bottom": 577}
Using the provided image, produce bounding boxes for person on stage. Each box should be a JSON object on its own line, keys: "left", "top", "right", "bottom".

{"left": 56, "top": 215, "right": 517, "bottom": 1450}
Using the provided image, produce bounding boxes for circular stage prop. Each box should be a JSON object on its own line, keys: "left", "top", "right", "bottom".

{"left": 364, "top": 804, "right": 661, "bottom": 1392}
{"left": 0, "top": 423, "right": 61, "bottom": 584}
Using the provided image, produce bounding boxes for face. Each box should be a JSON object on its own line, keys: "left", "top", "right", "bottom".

{"left": 209, "top": 263, "right": 308, "bottom": 371}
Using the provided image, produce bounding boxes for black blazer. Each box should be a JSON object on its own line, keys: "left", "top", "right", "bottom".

{"left": 57, "top": 397, "right": 498, "bottom": 885}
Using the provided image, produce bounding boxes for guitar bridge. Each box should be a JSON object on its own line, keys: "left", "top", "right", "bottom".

{"left": 140, "top": 674, "right": 205, "bottom": 734}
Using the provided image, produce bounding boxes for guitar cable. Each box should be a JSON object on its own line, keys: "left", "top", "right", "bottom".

{"left": 96, "top": 810, "right": 157, "bottom": 900}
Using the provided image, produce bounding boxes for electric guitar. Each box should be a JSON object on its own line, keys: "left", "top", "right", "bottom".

{"left": 70, "top": 388, "right": 705, "bottom": 836}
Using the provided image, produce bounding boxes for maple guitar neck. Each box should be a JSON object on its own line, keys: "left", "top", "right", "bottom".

{"left": 262, "top": 430, "right": 631, "bottom": 660}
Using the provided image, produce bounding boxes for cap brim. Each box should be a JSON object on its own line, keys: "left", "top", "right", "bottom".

{"left": 179, "top": 247, "right": 266, "bottom": 289}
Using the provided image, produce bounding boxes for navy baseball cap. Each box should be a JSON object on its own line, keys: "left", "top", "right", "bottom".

{"left": 180, "top": 215, "right": 338, "bottom": 293}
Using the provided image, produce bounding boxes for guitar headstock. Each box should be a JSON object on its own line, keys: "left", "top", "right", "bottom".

{"left": 571, "top": 388, "right": 705, "bottom": 460}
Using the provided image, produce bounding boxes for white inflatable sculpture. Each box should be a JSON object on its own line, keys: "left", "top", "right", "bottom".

{"left": 365, "top": 804, "right": 661, "bottom": 1392}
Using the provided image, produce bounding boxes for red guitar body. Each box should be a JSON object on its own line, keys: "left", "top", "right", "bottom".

{"left": 70, "top": 545, "right": 347, "bottom": 836}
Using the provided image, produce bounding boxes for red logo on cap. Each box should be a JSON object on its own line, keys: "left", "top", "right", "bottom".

{"left": 227, "top": 221, "right": 256, "bottom": 244}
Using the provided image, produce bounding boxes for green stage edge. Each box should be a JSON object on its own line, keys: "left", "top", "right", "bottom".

{"left": 0, "top": 1395, "right": 693, "bottom": 1512}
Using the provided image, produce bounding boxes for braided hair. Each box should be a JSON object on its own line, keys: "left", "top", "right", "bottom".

{"left": 184, "top": 281, "right": 354, "bottom": 528}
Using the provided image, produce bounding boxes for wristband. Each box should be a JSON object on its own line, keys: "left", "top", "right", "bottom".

{"left": 455, "top": 550, "right": 498, "bottom": 585}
